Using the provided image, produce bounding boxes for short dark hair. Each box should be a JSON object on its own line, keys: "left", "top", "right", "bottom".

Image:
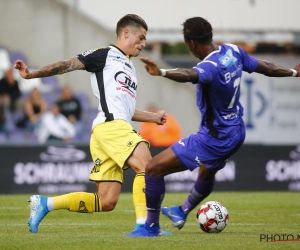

{"left": 182, "top": 17, "right": 213, "bottom": 44}
{"left": 116, "top": 14, "right": 148, "bottom": 36}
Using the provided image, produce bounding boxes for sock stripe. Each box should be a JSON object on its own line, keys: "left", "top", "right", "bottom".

{"left": 94, "top": 193, "right": 100, "bottom": 212}
{"left": 136, "top": 171, "right": 145, "bottom": 177}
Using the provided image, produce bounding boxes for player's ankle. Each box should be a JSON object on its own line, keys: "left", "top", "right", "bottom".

{"left": 47, "top": 197, "right": 54, "bottom": 211}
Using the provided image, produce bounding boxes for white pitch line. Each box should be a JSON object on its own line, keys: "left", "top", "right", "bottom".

{"left": 0, "top": 207, "right": 24, "bottom": 209}
{"left": 0, "top": 222, "right": 107, "bottom": 226}
{"left": 116, "top": 209, "right": 135, "bottom": 212}
{"left": 229, "top": 223, "right": 300, "bottom": 226}
{"left": 2, "top": 222, "right": 299, "bottom": 227}
{"left": 0, "top": 207, "right": 136, "bottom": 212}
{"left": 229, "top": 223, "right": 266, "bottom": 226}
{"left": 229, "top": 212, "right": 249, "bottom": 215}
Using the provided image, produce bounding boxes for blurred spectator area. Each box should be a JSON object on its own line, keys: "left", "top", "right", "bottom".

{"left": 159, "top": 42, "right": 300, "bottom": 68}
{"left": 0, "top": 46, "right": 96, "bottom": 144}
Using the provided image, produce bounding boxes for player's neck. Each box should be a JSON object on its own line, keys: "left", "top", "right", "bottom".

{"left": 199, "top": 42, "right": 218, "bottom": 60}
{"left": 114, "top": 39, "right": 129, "bottom": 56}
{"left": 206, "top": 42, "right": 218, "bottom": 54}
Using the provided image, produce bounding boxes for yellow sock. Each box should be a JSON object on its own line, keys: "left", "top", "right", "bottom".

{"left": 52, "top": 192, "right": 102, "bottom": 213}
{"left": 133, "top": 172, "right": 147, "bottom": 224}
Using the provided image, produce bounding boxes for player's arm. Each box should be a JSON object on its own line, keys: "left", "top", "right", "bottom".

{"left": 132, "top": 109, "right": 167, "bottom": 125}
{"left": 14, "top": 57, "right": 85, "bottom": 79}
{"left": 255, "top": 59, "right": 300, "bottom": 77}
{"left": 140, "top": 57, "right": 198, "bottom": 83}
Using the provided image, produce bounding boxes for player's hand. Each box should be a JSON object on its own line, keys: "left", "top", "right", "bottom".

{"left": 14, "top": 60, "right": 31, "bottom": 79}
{"left": 293, "top": 63, "right": 300, "bottom": 77}
{"left": 140, "top": 57, "right": 162, "bottom": 76}
{"left": 155, "top": 110, "right": 167, "bottom": 125}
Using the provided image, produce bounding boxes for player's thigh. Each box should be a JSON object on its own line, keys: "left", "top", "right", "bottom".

{"left": 90, "top": 129, "right": 124, "bottom": 210}
{"left": 96, "top": 181, "right": 122, "bottom": 211}
{"left": 171, "top": 133, "right": 235, "bottom": 171}
{"left": 146, "top": 147, "right": 186, "bottom": 177}
{"left": 126, "top": 141, "right": 151, "bottom": 173}
{"left": 93, "top": 120, "right": 149, "bottom": 171}
{"left": 90, "top": 131, "right": 124, "bottom": 183}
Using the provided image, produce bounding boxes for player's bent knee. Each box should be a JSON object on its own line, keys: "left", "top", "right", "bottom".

{"left": 199, "top": 165, "right": 218, "bottom": 181}
{"left": 145, "top": 162, "right": 160, "bottom": 176}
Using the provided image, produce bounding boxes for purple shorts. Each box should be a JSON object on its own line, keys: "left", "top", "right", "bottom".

{"left": 171, "top": 124, "right": 245, "bottom": 171}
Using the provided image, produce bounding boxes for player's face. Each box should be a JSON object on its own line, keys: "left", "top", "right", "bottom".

{"left": 127, "top": 27, "right": 147, "bottom": 57}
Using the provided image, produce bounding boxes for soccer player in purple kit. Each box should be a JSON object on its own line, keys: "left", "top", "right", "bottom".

{"left": 127, "top": 16, "right": 300, "bottom": 237}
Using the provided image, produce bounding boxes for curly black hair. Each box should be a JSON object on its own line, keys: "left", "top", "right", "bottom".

{"left": 116, "top": 14, "right": 148, "bottom": 36}
{"left": 182, "top": 17, "right": 213, "bottom": 44}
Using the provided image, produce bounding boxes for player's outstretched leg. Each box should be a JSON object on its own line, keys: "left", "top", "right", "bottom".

{"left": 28, "top": 195, "right": 49, "bottom": 233}
{"left": 162, "top": 206, "right": 187, "bottom": 230}
{"left": 126, "top": 223, "right": 161, "bottom": 237}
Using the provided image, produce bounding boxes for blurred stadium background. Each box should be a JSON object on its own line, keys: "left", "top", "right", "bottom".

{"left": 0, "top": 0, "right": 300, "bottom": 194}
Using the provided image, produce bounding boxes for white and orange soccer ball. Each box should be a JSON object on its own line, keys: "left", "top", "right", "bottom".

{"left": 196, "top": 201, "right": 229, "bottom": 233}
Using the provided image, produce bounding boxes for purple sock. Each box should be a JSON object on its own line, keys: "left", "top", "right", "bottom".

{"left": 181, "top": 178, "right": 214, "bottom": 215}
{"left": 145, "top": 174, "right": 165, "bottom": 226}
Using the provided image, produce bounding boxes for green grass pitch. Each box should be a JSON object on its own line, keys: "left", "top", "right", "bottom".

{"left": 0, "top": 192, "right": 299, "bottom": 250}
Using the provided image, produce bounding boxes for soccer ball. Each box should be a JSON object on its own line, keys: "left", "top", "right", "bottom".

{"left": 196, "top": 201, "right": 229, "bottom": 233}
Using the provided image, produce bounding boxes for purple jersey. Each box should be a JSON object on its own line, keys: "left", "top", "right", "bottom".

{"left": 192, "top": 44, "right": 258, "bottom": 137}
{"left": 171, "top": 44, "right": 257, "bottom": 170}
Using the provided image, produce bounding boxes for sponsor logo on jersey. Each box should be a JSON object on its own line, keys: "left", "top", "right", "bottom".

{"left": 114, "top": 71, "right": 137, "bottom": 94}
{"left": 113, "top": 55, "right": 123, "bottom": 63}
{"left": 222, "top": 106, "right": 239, "bottom": 120}
{"left": 113, "top": 58, "right": 122, "bottom": 63}
{"left": 224, "top": 64, "right": 242, "bottom": 83}
{"left": 218, "top": 49, "right": 237, "bottom": 68}
{"left": 125, "top": 62, "right": 132, "bottom": 69}
{"left": 81, "top": 48, "right": 99, "bottom": 57}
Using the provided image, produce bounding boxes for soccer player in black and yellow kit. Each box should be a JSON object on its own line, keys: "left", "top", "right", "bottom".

{"left": 15, "top": 14, "right": 170, "bottom": 235}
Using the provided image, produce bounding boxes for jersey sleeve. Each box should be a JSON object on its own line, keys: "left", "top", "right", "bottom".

{"left": 192, "top": 61, "right": 218, "bottom": 84}
{"left": 238, "top": 47, "right": 258, "bottom": 73}
{"left": 76, "top": 47, "right": 109, "bottom": 72}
